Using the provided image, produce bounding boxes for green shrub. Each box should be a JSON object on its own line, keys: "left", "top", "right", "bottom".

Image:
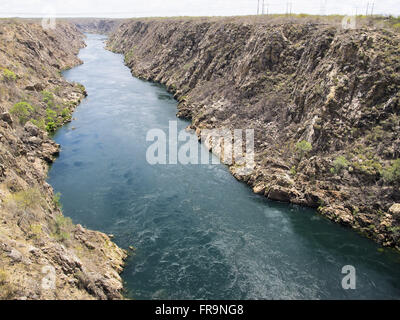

{"left": 1, "top": 68, "right": 16, "bottom": 82}
{"left": 45, "top": 121, "right": 56, "bottom": 133}
{"left": 41, "top": 90, "right": 55, "bottom": 107}
{"left": 295, "top": 140, "right": 312, "bottom": 160}
{"left": 61, "top": 107, "right": 71, "bottom": 119}
{"left": 53, "top": 192, "right": 62, "bottom": 209}
{"left": 46, "top": 108, "right": 57, "bottom": 120}
{"left": 383, "top": 159, "right": 400, "bottom": 184}
{"left": 30, "top": 118, "right": 46, "bottom": 131}
{"left": 10, "top": 102, "right": 34, "bottom": 124}
{"left": 52, "top": 214, "right": 73, "bottom": 242}
{"left": 45, "top": 108, "right": 58, "bottom": 133}
{"left": 331, "top": 156, "right": 350, "bottom": 174}
{"left": 29, "top": 224, "right": 43, "bottom": 239}
{"left": 7, "top": 188, "right": 42, "bottom": 211}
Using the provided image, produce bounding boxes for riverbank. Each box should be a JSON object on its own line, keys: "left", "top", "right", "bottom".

{"left": 0, "top": 21, "right": 126, "bottom": 299}
{"left": 107, "top": 17, "right": 400, "bottom": 250}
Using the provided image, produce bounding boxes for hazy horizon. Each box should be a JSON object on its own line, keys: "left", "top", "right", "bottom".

{"left": 0, "top": 0, "right": 399, "bottom": 18}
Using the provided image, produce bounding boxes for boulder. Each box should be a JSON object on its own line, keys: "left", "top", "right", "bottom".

{"left": 389, "top": 203, "right": 400, "bottom": 220}
{"left": 267, "top": 186, "right": 291, "bottom": 202}
{"left": 305, "top": 191, "right": 324, "bottom": 208}
{"left": 0, "top": 112, "right": 13, "bottom": 126}
{"left": 8, "top": 249, "right": 23, "bottom": 262}
{"left": 24, "top": 122, "right": 40, "bottom": 136}
{"left": 252, "top": 183, "right": 265, "bottom": 195}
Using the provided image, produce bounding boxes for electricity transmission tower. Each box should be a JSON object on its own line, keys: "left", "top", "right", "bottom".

{"left": 364, "top": 1, "right": 375, "bottom": 16}
{"left": 257, "top": 0, "right": 268, "bottom": 15}
{"left": 286, "top": 1, "right": 292, "bottom": 16}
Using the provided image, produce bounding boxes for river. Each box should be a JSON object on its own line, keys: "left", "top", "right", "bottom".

{"left": 47, "top": 34, "right": 400, "bottom": 300}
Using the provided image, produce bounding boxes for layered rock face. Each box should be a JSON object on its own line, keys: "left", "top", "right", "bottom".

{"left": 108, "top": 17, "right": 400, "bottom": 249}
{"left": 72, "top": 18, "right": 124, "bottom": 34}
{"left": 0, "top": 20, "right": 126, "bottom": 300}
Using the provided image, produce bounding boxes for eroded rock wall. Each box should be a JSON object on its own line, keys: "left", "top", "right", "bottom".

{"left": 0, "top": 20, "right": 126, "bottom": 300}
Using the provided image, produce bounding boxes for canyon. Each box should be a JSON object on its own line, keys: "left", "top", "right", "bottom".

{"left": 107, "top": 17, "right": 400, "bottom": 250}
{"left": 1, "top": 15, "right": 400, "bottom": 300}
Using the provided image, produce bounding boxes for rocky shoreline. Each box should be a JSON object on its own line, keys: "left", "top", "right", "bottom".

{"left": 0, "top": 20, "right": 126, "bottom": 299}
{"left": 107, "top": 17, "right": 400, "bottom": 250}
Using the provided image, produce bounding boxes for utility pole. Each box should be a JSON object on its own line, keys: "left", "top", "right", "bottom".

{"left": 266, "top": 2, "right": 269, "bottom": 15}
{"left": 287, "top": 1, "right": 292, "bottom": 16}
{"left": 262, "top": 0, "right": 265, "bottom": 14}
{"left": 366, "top": 2, "right": 369, "bottom": 16}
{"left": 286, "top": 1, "right": 292, "bottom": 16}
{"left": 371, "top": 1, "right": 374, "bottom": 16}
{"left": 257, "top": 0, "right": 260, "bottom": 15}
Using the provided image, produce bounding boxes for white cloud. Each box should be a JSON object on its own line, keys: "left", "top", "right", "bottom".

{"left": 0, "top": 0, "right": 398, "bottom": 17}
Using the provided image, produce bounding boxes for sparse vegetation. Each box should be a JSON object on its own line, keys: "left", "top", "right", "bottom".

{"left": 295, "top": 140, "right": 312, "bottom": 160}
{"left": 41, "top": 90, "right": 55, "bottom": 107}
{"left": 383, "top": 159, "right": 400, "bottom": 184}
{"left": 10, "top": 102, "right": 34, "bottom": 124}
{"left": 29, "top": 224, "right": 43, "bottom": 239}
{"left": 0, "top": 269, "right": 14, "bottom": 299}
{"left": 331, "top": 156, "right": 350, "bottom": 174}
{"left": 1, "top": 68, "right": 17, "bottom": 82}
{"left": 7, "top": 188, "right": 42, "bottom": 211}
{"left": 61, "top": 107, "right": 71, "bottom": 119}
{"left": 125, "top": 48, "right": 135, "bottom": 62}
{"left": 75, "top": 83, "right": 86, "bottom": 94}
{"left": 53, "top": 192, "right": 62, "bottom": 209}
{"left": 30, "top": 118, "right": 46, "bottom": 131}
{"left": 52, "top": 214, "right": 73, "bottom": 242}
{"left": 45, "top": 108, "right": 58, "bottom": 133}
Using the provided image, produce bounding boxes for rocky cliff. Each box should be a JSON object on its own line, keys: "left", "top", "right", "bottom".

{"left": 71, "top": 18, "right": 124, "bottom": 34}
{"left": 0, "top": 20, "right": 126, "bottom": 300}
{"left": 108, "top": 17, "right": 400, "bottom": 250}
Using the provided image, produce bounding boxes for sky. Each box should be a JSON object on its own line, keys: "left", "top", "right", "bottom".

{"left": 0, "top": 0, "right": 399, "bottom": 18}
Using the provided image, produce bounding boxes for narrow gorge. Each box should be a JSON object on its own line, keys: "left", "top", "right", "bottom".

{"left": 1, "top": 15, "right": 400, "bottom": 300}
{"left": 107, "top": 17, "right": 400, "bottom": 249}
